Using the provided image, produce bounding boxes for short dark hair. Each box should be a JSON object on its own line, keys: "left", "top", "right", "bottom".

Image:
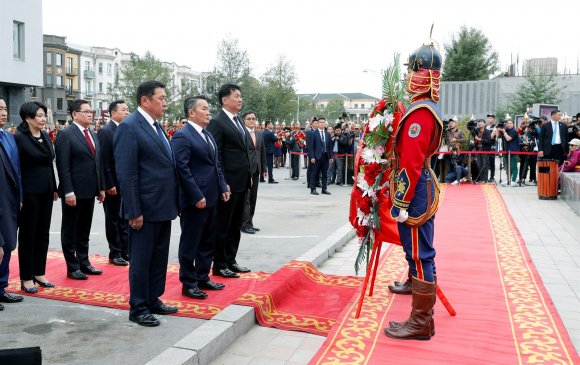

{"left": 551, "top": 109, "right": 561, "bottom": 116}
{"left": 136, "top": 80, "right": 165, "bottom": 106}
{"left": 242, "top": 110, "right": 256, "bottom": 120}
{"left": 541, "top": 115, "right": 548, "bottom": 121}
{"left": 217, "top": 83, "right": 241, "bottom": 106}
{"left": 318, "top": 117, "right": 326, "bottom": 122}
{"left": 68, "top": 99, "right": 89, "bottom": 118}
{"left": 265, "top": 120, "right": 273, "bottom": 128}
{"left": 18, "top": 101, "right": 48, "bottom": 134}
{"left": 183, "top": 95, "right": 208, "bottom": 118}
{"left": 108, "top": 99, "right": 126, "bottom": 115}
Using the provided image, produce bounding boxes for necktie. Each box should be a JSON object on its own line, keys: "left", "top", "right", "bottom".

{"left": 250, "top": 129, "right": 256, "bottom": 147}
{"left": 201, "top": 129, "right": 214, "bottom": 152}
{"left": 320, "top": 130, "right": 326, "bottom": 152}
{"left": 234, "top": 116, "right": 245, "bottom": 136}
{"left": 552, "top": 123, "right": 557, "bottom": 145}
{"left": 83, "top": 129, "right": 95, "bottom": 156}
{"left": 153, "top": 121, "right": 172, "bottom": 157}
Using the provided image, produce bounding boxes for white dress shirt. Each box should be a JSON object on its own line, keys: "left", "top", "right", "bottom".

{"left": 188, "top": 120, "right": 215, "bottom": 151}
{"left": 551, "top": 120, "right": 561, "bottom": 145}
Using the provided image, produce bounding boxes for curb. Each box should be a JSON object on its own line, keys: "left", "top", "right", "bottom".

{"left": 146, "top": 222, "right": 355, "bottom": 365}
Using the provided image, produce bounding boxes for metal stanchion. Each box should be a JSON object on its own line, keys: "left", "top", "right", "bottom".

{"left": 507, "top": 150, "right": 511, "bottom": 185}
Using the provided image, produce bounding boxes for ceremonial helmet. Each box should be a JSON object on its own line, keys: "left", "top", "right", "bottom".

{"left": 405, "top": 42, "right": 442, "bottom": 102}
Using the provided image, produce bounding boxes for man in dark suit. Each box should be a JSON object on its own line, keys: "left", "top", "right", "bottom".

{"left": 55, "top": 100, "right": 105, "bottom": 280}
{"left": 241, "top": 111, "right": 267, "bottom": 234}
{"left": 307, "top": 117, "right": 333, "bottom": 195}
{"left": 262, "top": 120, "right": 279, "bottom": 184}
{"left": 172, "top": 96, "right": 230, "bottom": 299}
{"left": 538, "top": 109, "right": 569, "bottom": 165}
{"left": 98, "top": 100, "right": 130, "bottom": 266}
{"left": 206, "top": 84, "right": 252, "bottom": 278}
{"left": 114, "top": 81, "right": 179, "bottom": 327}
{"left": 0, "top": 98, "right": 23, "bottom": 307}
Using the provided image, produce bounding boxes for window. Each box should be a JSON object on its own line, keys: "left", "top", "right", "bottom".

{"left": 67, "top": 78, "right": 73, "bottom": 91}
{"left": 56, "top": 54, "right": 62, "bottom": 66}
{"left": 360, "top": 103, "right": 365, "bottom": 109}
{"left": 30, "top": 87, "right": 37, "bottom": 98}
{"left": 85, "top": 60, "right": 91, "bottom": 71}
{"left": 46, "top": 74, "right": 52, "bottom": 87}
{"left": 46, "top": 52, "right": 52, "bottom": 65}
{"left": 98, "top": 62, "right": 103, "bottom": 74}
{"left": 86, "top": 81, "right": 92, "bottom": 94}
{"left": 13, "top": 21, "right": 25, "bottom": 60}
{"left": 106, "top": 63, "right": 112, "bottom": 76}
{"left": 107, "top": 82, "right": 112, "bottom": 92}
{"left": 56, "top": 75, "right": 63, "bottom": 87}
{"left": 354, "top": 104, "right": 358, "bottom": 109}
{"left": 114, "top": 63, "right": 119, "bottom": 77}
{"left": 99, "top": 82, "right": 103, "bottom": 93}
{"left": 66, "top": 57, "right": 73, "bottom": 73}
{"left": 57, "top": 98, "right": 63, "bottom": 110}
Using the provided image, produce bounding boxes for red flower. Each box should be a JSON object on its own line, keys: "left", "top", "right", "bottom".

{"left": 359, "top": 196, "right": 372, "bottom": 215}
{"left": 356, "top": 224, "right": 368, "bottom": 238}
{"left": 363, "top": 163, "right": 383, "bottom": 185}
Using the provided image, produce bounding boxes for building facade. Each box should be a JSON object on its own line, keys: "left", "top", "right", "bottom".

{"left": 39, "top": 35, "right": 69, "bottom": 124}
{"left": 299, "top": 93, "right": 379, "bottom": 122}
{"left": 0, "top": 0, "right": 43, "bottom": 124}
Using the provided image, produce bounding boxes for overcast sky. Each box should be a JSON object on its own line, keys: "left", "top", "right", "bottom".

{"left": 43, "top": 0, "right": 580, "bottom": 98}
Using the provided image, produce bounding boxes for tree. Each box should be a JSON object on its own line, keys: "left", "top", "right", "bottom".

{"left": 261, "top": 56, "right": 298, "bottom": 121}
{"left": 322, "top": 98, "right": 345, "bottom": 125}
{"left": 115, "top": 52, "right": 173, "bottom": 113}
{"left": 442, "top": 27, "right": 499, "bottom": 81}
{"left": 508, "top": 74, "right": 563, "bottom": 115}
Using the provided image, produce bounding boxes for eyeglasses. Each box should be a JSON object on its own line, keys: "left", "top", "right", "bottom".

{"left": 35, "top": 114, "right": 47, "bottom": 118}
{"left": 245, "top": 117, "right": 257, "bottom": 121}
{"left": 77, "top": 110, "right": 93, "bottom": 114}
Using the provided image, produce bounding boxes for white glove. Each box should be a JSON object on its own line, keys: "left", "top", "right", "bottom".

{"left": 396, "top": 209, "right": 409, "bottom": 223}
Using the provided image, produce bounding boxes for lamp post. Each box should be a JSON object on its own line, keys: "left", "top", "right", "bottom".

{"left": 290, "top": 96, "right": 301, "bottom": 123}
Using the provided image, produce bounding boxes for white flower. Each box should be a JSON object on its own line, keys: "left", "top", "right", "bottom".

{"left": 368, "top": 114, "right": 383, "bottom": 132}
{"left": 384, "top": 113, "right": 394, "bottom": 124}
{"left": 361, "top": 148, "right": 376, "bottom": 163}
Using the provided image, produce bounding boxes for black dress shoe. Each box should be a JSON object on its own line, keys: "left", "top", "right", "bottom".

{"left": 67, "top": 270, "right": 88, "bottom": 280}
{"left": 182, "top": 287, "right": 208, "bottom": 299}
{"left": 33, "top": 277, "right": 55, "bottom": 288}
{"left": 268, "top": 180, "right": 279, "bottom": 184}
{"left": 251, "top": 226, "right": 260, "bottom": 232}
{"left": 321, "top": 190, "right": 331, "bottom": 195}
{"left": 198, "top": 280, "right": 225, "bottom": 290}
{"left": 229, "top": 263, "right": 251, "bottom": 273}
{"left": 129, "top": 313, "right": 160, "bottom": 327}
{"left": 311, "top": 190, "right": 319, "bottom": 195}
{"left": 151, "top": 303, "right": 178, "bottom": 315}
{"left": 241, "top": 227, "right": 256, "bottom": 234}
{"left": 122, "top": 254, "right": 130, "bottom": 262}
{"left": 109, "top": 257, "right": 129, "bottom": 266}
{"left": 212, "top": 268, "right": 240, "bottom": 278}
{"left": 0, "top": 304, "right": 3, "bottom": 311}
{"left": 0, "top": 292, "right": 23, "bottom": 303}
{"left": 80, "top": 265, "right": 103, "bottom": 275}
{"left": 21, "top": 282, "right": 39, "bottom": 293}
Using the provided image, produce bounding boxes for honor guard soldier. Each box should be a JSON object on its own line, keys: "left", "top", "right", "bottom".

{"left": 384, "top": 41, "right": 443, "bottom": 341}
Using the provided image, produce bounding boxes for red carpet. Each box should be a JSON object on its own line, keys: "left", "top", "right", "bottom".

{"left": 234, "top": 261, "right": 363, "bottom": 336}
{"left": 8, "top": 252, "right": 269, "bottom": 319}
{"left": 310, "top": 184, "right": 580, "bottom": 364}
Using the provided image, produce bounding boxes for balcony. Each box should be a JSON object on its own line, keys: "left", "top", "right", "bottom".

{"left": 66, "top": 67, "right": 78, "bottom": 76}
{"left": 65, "top": 88, "right": 79, "bottom": 96}
{"left": 84, "top": 70, "right": 95, "bottom": 78}
{"left": 85, "top": 91, "right": 95, "bottom": 97}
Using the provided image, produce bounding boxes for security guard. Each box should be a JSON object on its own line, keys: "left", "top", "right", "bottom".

{"left": 383, "top": 42, "right": 443, "bottom": 341}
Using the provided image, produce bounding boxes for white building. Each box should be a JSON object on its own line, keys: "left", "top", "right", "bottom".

{"left": 0, "top": 0, "right": 43, "bottom": 123}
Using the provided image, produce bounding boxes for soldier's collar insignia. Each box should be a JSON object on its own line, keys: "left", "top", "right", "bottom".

{"left": 408, "top": 123, "right": 421, "bottom": 138}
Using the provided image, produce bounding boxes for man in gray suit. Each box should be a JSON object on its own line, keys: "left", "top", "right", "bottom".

{"left": 241, "top": 111, "right": 267, "bottom": 234}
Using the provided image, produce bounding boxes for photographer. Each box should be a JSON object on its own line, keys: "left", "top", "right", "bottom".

{"left": 474, "top": 119, "right": 492, "bottom": 182}
{"left": 445, "top": 118, "right": 466, "bottom": 149}
{"left": 328, "top": 125, "right": 348, "bottom": 185}
{"left": 445, "top": 146, "right": 468, "bottom": 185}
{"left": 493, "top": 117, "right": 519, "bottom": 186}
{"left": 518, "top": 122, "right": 539, "bottom": 185}
{"left": 485, "top": 114, "right": 497, "bottom": 181}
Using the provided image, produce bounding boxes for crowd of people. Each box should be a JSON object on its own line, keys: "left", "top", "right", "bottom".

{"left": 433, "top": 111, "right": 580, "bottom": 186}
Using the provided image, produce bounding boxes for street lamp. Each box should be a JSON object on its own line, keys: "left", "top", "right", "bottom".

{"left": 290, "top": 96, "right": 301, "bottom": 123}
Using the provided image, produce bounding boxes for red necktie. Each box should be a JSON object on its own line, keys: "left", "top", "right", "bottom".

{"left": 83, "top": 129, "right": 95, "bottom": 156}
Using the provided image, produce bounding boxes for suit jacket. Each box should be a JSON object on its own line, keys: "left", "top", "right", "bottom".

{"left": 14, "top": 130, "right": 57, "bottom": 194}
{"left": 0, "top": 143, "right": 19, "bottom": 251}
{"left": 307, "top": 129, "right": 332, "bottom": 160}
{"left": 113, "top": 110, "right": 178, "bottom": 222}
{"left": 247, "top": 129, "right": 267, "bottom": 175}
{"left": 263, "top": 129, "right": 278, "bottom": 155}
{"left": 538, "top": 121, "right": 569, "bottom": 156}
{"left": 206, "top": 110, "right": 250, "bottom": 193}
{"left": 97, "top": 120, "right": 119, "bottom": 190}
{"left": 171, "top": 123, "right": 228, "bottom": 210}
{"left": 55, "top": 123, "right": 105, "bottom": 199}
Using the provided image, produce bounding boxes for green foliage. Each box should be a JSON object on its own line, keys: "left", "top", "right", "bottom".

{"left": 260, "top": 56, "right": 297, "bottom": 122}
{"left": 442, "top": 26, "right": 499, "bottom": 81}
{"left": 115, "top": 52, "right": 172, "bottom": 112}
{"left": 323, "top": 98, "right": 346, "bottom": 125}
{"left": 509, "top": 74, "right": 563, "bottom": 114}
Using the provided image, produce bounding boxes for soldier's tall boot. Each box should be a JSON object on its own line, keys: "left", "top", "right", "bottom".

{"left": 388, "top": 275, "right": 436, "bottom": 336}
{"left": 384, "top": 277, "right": 435, "bottom": 340}
{"left": 388, "top": 272, "right": 412, "bottom": 295}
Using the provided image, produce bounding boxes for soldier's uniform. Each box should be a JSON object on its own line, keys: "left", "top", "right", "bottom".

{"left": 384, "top": 42, "right": 443, "bottom": 341}
{"left": 286, "top": 129, "right": 301, "bottom": 179}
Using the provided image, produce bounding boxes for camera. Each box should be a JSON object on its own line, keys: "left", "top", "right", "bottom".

{"left": 496, "top": 120, "right": 505, "bottom": 129}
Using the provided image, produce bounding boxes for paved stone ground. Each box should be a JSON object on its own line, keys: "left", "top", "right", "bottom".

{"left": 210, "top": 182, "right": 580, "bottom": 365}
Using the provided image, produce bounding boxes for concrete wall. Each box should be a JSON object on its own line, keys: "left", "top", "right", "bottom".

{"left": 0, "top": 0, "right": 43, "bottom": 87}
